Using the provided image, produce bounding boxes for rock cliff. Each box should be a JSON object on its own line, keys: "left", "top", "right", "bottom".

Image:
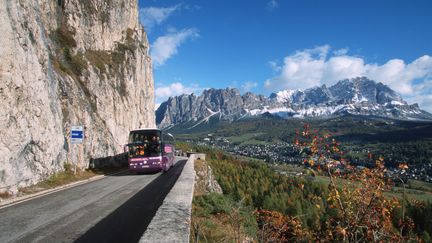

{"left": 156, "top": 88, "right": 278, "bottom": 128}
{"left": 0, "top": 0, "right": 154, "bottom": 193}
{"left": 194, "top": 158, "right": 222, "bottom": 196}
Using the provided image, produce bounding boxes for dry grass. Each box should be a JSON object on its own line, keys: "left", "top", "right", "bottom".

{"left": 191, "top": 214, "right": 238, "bottom": 243}
{"left": 191, "top": 159, "right": 255, "bottom": 241}
{"left": 0, "top": 191, "right": 13, "bottom": 200}
{"left": 18, "top": 167, "right": 96, "bottom": 195}
{"left": 85, "top": 50, "right": 113, "bottom": 73}
{"left": 52, "top": 25, "right": 76, "bottom": 48}
{"left": 17, "top": 164, "right": 126, "bottom": 196}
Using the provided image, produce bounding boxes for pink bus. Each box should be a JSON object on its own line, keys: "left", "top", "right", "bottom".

{"left": 125, "top": 128, "right": 175, "bottom": 173}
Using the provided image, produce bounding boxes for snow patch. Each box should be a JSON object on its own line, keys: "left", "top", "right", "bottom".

{"left": 274, "top": 89, "right": 296, "bottom": 103}
{"left": 187, "top": 108, "right": 221, "bottom": 129}
{"left": 391, "top": 100, "right": 404, "bottom": 106}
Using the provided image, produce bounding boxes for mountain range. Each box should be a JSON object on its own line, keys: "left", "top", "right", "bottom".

{"left": 156, "top": 77, "right": 432, "bottom": 129}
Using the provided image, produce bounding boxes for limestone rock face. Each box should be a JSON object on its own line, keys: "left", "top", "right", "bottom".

{"left": 0, "top": 0, "right": 155, "bottom": 193}
{"left": 156, "top": 88, "right": 282, "bottom": 128}
{"left": 194, "top": 159, "right": 223, "bottom": 196}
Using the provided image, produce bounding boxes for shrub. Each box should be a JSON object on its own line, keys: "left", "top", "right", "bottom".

{"left": 52, "top": 25, "right": 76, "bottom": 48}
{"left": 294, "top": 124, "right": 413, "bottom": 241}
{"left": 69, "top": 51, "right": 88, "bottom": 76}
{"left": 85, "top": 50, "right": 112, "bottom": 73}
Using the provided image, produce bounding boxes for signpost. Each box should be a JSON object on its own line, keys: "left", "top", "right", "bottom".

{"left": 71, "top": 126, "right": 84, "bottom": 144}
{"left": 70, "top": 126, "right": 84, "bottom": 174}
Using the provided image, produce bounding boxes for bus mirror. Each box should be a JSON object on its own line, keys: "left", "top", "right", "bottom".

{"left": 123, "top": 144, "right": 129, "bottom": 153}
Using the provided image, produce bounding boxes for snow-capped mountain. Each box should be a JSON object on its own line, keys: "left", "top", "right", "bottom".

{"left": 156, "top": 77, "right": 432, "bottom": 128}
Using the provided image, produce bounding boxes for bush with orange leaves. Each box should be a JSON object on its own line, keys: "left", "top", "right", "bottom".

{"left": 293, "top": 124, "right": 416, "bottom": 242}
{"left": 255, "top": 209, "right": 311, "bottom": 242}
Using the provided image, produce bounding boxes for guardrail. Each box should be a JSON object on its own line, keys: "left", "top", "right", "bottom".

{"left": 139, "top": 154, "right": 203, "bottom": 242}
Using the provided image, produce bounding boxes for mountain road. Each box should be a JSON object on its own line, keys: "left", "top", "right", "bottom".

{"left": 0, "top": 158, "right": 187, "bottom": 243}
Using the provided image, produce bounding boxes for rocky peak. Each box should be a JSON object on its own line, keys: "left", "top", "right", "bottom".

{"left": 328, "top": 77, "right": 404, "bottom": 104}
{"left": 156, "top": 77, "right": 432, "bottom": 129}
{"left": 302, "top": 85, "right": 333, "bottom": 105}
{"left": 243, "top": 92, "right": 269, "bottom": 109}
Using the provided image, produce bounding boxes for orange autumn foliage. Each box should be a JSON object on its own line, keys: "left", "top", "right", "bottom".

{"left": 292, "top": 124, "right": 417, "bottom": 242}
{"left": 255, "top": 209, "right": 311, "bottom": 242}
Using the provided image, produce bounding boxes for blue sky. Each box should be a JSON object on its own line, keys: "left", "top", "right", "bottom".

{"left": 138, "top": 0, "right": 432, "bottom": 112}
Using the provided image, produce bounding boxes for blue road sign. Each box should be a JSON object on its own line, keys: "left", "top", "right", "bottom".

{"left": 71, "top": 126, "right": 84, "bottom": 144}
{"left": 71, "top": 131, "right": 83, "bottom": 138}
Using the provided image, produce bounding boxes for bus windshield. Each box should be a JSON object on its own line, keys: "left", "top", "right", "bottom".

{"left": 128, "top": 130, "right": 162, "bottom": 157}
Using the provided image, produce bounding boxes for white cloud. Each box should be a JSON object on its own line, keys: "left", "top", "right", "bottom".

{"left": 265, "top": 46, "right": 432, "bottom": 111}
{"left": 268, "top": 60, "right": 282, "bottom": 72}
{"left": 140, "top": 4, "right": 181, "bottom": 31}
{"left": 151, "top": 28, "right": 199, "bottom": 67}
{"left": 228, "top": 81, "right": 239, "bottom": 89}
{"left": 155, "top": 82, "right": 202, "bottom": 104}
{"left": 241, "top": 81, "right": 258, "bottom": 93}
{"left": 406, "top": 78, "right": 432, "bottom": 112}
{"left": 183, "top": 4, "right": 201, "bottom": 11}
{"left": 267, "top": 0, "right": 279, "bottom": 11}
{"left": 265, "top": 45, "right": 329, "bottom": 90}
{"left": 333, "top": 48, "right": 349, "bottom": 56}
{"left": 322, "top": 55, "right": 365, "bottom": 83}
{"left": 407, "top": 94, "right": 432, "bottom": 113}
{"left": 155, "top": 82, "right": 195, "bottom": 98}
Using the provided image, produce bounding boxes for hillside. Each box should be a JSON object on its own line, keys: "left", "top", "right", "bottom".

{"left": 190, "top": 146, "right": 432, "bottom": 242}
{"left": 172, "top": 115, "right": 432, "bottom": 183}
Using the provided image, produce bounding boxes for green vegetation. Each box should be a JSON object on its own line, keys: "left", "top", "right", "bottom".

{"left": 192, "top": 193, "right": 257, "bottom": 242}
{"left": 64, "top": 49, "right": 88, "bottom": 76}
{"left": 191, "top": 147, "right": 328, "bottom": 241}
{"left": 275, "top": 164, "right": 432, "bottom": 202}
{"left": 50, "top": 25, "right": 88, "bottom": 79}
{"left": 409, "top": 180, "right": 432, "bottom": 193}
{"left": 310, "top": 174, "right": 432, "bottom": 202}
{"left": 51, "top": 29, "right": 137, "bottom": 79}
{"left": 226, "top": 132, "right": 267, "bottom": 145}
{"left": 173, "top": 115, "right": 432, "bottom": 167}
{"left": 84, "top": 50, "right": 112, "bottom": 73}
{"left": 49, "top": 18, "right": 136, "bottom": 103}
{"left": 52, "top": 25, "right": 77, "bottom": 49}
{"left": 126, "top": 28, "right": 134, "bottom": 44}
{"left": 208, "top": 152, "right": 326, "bottom": 219}
{"left": 189, "top": 135, "right": 432, "bottom": 241}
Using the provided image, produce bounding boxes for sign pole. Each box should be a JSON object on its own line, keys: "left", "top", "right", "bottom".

{"left": 70, "top": 125, "right": 84, "bottom": 175}
{"left": 73, "top": 144, "right": 77, "bottom": 175}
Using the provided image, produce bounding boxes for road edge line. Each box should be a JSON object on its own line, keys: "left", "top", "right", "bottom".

{"left": 0, "top": 170, "right": 127, "bottom": 210}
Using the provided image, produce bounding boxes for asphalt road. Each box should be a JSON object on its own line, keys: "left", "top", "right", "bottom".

{"left": 0, "top": 158, "right": 187, "bottom": 243}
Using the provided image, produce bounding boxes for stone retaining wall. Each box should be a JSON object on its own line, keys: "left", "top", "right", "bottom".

{"left": 139, "top": 154, "right": 203, "bottom": 242}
